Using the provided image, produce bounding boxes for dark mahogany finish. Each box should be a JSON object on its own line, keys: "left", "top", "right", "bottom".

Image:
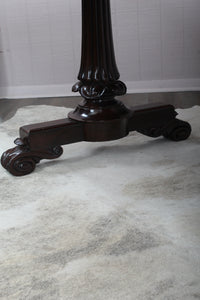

{"left": 1, "top": 0, "right": 191, "bottom": 176}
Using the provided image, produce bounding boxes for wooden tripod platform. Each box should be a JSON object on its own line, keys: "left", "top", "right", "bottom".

{"left": 1, "top": 0, "right": 191, "bottom": 176}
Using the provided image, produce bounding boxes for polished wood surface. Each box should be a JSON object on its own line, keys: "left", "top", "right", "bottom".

{"left": 1, "top": 0, "right": 191, "bottom": 176}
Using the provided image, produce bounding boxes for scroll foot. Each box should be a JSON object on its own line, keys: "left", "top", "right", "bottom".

{"left": 162, "top": 119, "right": 192, "bottom": 141}
{"left": 1, "top": 138, "right": 63, "bottom": 176}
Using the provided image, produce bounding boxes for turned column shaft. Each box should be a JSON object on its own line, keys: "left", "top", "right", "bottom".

{"left": 71, "top": 0, "right": 126, "bottom": 103}
{"left": 79, "top": 0, "right": 119, "bottom": 82}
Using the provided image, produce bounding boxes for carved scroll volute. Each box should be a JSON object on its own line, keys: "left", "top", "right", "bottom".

{"left": 72, "top": 0, "right": 127, "bottom": 100}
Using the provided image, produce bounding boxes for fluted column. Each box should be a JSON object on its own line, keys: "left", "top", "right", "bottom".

{"left": 72, "top": 0, "right": 126, "bottom": 100}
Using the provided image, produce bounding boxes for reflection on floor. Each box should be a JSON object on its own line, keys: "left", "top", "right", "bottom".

{"left": 0, "top": 91, "right": 200, "bottom": 122}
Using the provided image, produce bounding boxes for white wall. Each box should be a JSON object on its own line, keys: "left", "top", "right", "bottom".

{"left": 0, "top": 0, "right": 200, "bottom": 99}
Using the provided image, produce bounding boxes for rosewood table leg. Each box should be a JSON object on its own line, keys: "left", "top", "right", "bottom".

{"left": 1, "top": 119, "right": 84, "bottom": 176}
{"left": 1, "top": 0, "right": 191, "bottom": 176}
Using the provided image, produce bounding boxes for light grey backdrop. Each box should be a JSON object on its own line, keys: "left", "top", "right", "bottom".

{"left": 0, "top": 0, "right": 200, "bottom": 98}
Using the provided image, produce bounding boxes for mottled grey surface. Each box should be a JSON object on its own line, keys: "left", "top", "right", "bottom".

{"left": 0, "top": 105, "right": 200, "bottom": 300}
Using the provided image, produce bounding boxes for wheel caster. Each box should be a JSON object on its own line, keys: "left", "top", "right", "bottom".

{"left": 163, "top": 119, "right": 192, "bottom": 141}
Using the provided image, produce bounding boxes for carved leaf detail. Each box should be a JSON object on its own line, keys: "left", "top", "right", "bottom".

{"left": 72, "top": 80, "right": 126, "bottom": 99}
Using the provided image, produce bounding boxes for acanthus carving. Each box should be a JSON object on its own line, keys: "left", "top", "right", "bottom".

{"left": 72, "top": 80, "right": 127, "bottom": 100}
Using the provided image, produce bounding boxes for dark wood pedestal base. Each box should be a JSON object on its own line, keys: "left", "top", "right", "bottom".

{"left": 1, "top": 0, "right": 192, "bottom": 176}
{"left": 1, "top": 102, "right": 191, "bottom": 176}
